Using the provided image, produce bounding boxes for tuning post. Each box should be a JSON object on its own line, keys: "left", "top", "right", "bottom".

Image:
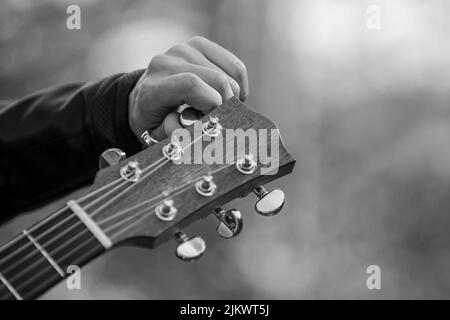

{"left": 213, "top": 208, "right": 243, "bottom": 239}
{"left": 155, "top": 199, "right": 178, "bottom": 221}
{"left": 162, "top": 136, "right": 183, "bottom": 164}
{"left": 99, "top": 148, "right": 126, "bottom": 169}
{"left": 254, "top": 186, "right": 285, "bottom": 216}
{"left": 236, "top": 153, "right": 257, "bottom": 174}
{"left": 174, "top": 231, "right": 206, "bottom": 262}
{"left": 195, "top": 175, "right": 217, "bottom": 197}
{"left": 120, "top": 160, "right": 142, "bottom": 182}
{"left": 202, "top": 115, "right": 222, "bottom": 137}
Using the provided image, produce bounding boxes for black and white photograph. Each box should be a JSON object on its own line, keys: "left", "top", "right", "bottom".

{"left": 0, "top": 0, "right": 449, "bottom": 304}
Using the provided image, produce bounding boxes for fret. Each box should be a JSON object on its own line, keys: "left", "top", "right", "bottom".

{"left": 0, "top": 205, "right": 106, "bottom": 300}
{"left": 43, "top": 218, "right": 104, "bottom": 271}
{"left": 0, "top": 272, "right": 22, "bottom": 300}
{"left": 0, "top": 234, "right": 31, "bottom": 265}
{"left": 0, "top": 286, "right": 16, "bottom": 300}
{"left": 22, "top": 230, "right": 65, "bottom": 277}
{"left": 0, "top": 233, "right": 36, "bottom": 300}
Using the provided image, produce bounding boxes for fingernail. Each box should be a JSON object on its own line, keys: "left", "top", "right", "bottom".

{"left": 228, "top": 79, "right": 240, "bottom": 97}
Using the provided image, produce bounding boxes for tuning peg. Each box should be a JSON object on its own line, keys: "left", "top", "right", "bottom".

{"left": 213, "top": 208, "right": 243, "bottom": 238}
{"left": 253, "top": 186, "right": 285, "bottom": 216}
{"left": 99, "top": 148, "right": 126, "bottom": 169}
{"left": 179, "top": 106, "right": 201, "bottom": 127}
{"left": 174, "top": 231, "right": 206, "bottom": 262}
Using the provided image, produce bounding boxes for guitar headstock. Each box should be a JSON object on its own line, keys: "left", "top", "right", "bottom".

{"left": 79, "top": 97, "right": 295, "bottom": 260}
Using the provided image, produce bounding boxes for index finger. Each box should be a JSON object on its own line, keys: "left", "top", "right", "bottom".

{"left": 187, "top": 36, "right": 249, "bottom": 101}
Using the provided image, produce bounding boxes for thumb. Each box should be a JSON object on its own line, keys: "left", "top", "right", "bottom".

{"left": 150, "top": 112, "right": 184, "bottom": 142}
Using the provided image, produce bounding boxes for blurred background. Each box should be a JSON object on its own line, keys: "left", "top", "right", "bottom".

{"left": 1, "top": 0, "right": 450, "bottom": 299}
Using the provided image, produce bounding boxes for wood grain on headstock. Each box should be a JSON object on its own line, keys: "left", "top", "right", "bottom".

{"left": 90, "top": 97, "right": 295, "bottom": 248}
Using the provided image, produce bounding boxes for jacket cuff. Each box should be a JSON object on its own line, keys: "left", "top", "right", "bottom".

{"left": 90, "top": 69, "right": 145, "bottom": 157}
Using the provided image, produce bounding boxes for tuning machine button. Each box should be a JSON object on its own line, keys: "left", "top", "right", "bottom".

{"left": 174, "top": 231, "right": 206, "bottom": 262}
{"left": 155, "top": 199, "right": 177, "bottom": 221}
{"left": 195, "top": 175, "right": 217, "bottom": 197}
{"left": 202, "top": 115, "right": 222, "bottom": 137}
{"left": 120, "top": 160, "right": 142, "bottom": 182}
{"left": 253, "top": 186, "right": 285, "bottom": 216}
{"left": 99, "top": 148, "right": 126, "bottom": 169}
{"left": 236, "top": 154, "right": 257, "bottom": 174}
{"left": 213, "top": 208, "right": 243, "bottom": 238}
{"left": 179, "top": 106, "right": 201, "bottom": 127}
{"left": 162, "top": 136, "right": 183, "bottom": 164}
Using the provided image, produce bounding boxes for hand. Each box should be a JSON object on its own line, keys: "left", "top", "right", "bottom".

{"left": 128, "top": 36, "right": 249, "bottom": 146}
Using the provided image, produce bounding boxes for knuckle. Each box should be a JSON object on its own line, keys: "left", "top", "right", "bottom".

{"left": 138, "top": 78, "right": 159, "bottom": 100}
{"left": 179, "top": 72, "right": 201, "bottom": 90}
{"left": 145, "top": 79, "right": 159, "bottom": 96}
{"left": 233, "top": 59, "right": 247, "bottom": 79}
{"left": 214, "top": 73, "right": 231, "bottom": 93}
{"left": 217, "top": 72, "right": 229, "bottom": 84}
{"left": 166, "top": 43, "right": 189, "bottom": 56}
{"left": 229, "top": 78, "right": 241, "bottom": 95}
{"left": 148, "top": 54, "right": 168, "bottom": 70}
{"left": 187, "top": 35, "right": 207, "bottom": 46}
{"left": 240, "top": 90, "right": 249, "bottom": 100}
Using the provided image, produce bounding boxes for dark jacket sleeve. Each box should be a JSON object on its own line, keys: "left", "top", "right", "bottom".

{"left": 0, "top": 70, "right": 145, "bottom": 221}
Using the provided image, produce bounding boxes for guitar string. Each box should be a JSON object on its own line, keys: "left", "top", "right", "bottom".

{"left": 0, "top": 131, "right": 207, "bottom": 271}
{"left": 1, "top": 165, "right": 220, "bottom": 278}
{"left": 83, "top": 157, "right": 167, "bottom": 210}
{"left": 0, "top": 155, "right": 146, "bottom": 255}
{"left": 8, "top": 239, "right": 102, "bottom": 299}
{"left": 101, "top": 164, "right": 232, "bottom": 234}
{"left": 2, "top": 155, "right": 265, "bottom": 293}
{"left": 76, "top": 171, "right": 133, "bottom": 203}
{"left": 0, "top": 152, "right": 163, "bottom": 260}
{"left": 2, "top": 158, "right": 178, "bottom": 275}
{"left": 0, "top": 127, "right": 266, "bottom": 295}
{"left": 0, "top": 122, "right": 208, "bottom": 259}
{"left": 0, "top": 157, "right": 168, "bottom": 269}
{"left": 3, "top": 156, "right": 276, "bottom": 298}
{"left": 8, "top": 178, "right": 200, "bottom": 287}
{"left": 9, "top": 234, "right": 98, "bottom": 291}
{"left": 9, "top": 163, "right": 234, "bottom": 293}
{"left": 0, "top": 122, "right": 251, "bottom": 298}
{"left": 77, "top": 126, "right": 208, "bottom": 205}
{"left": 0, "top": 206, "right": 68, "bottom": 254}
{"left": 98, "top": 167, "right": 225, "bottom": 226}
{"left": 6, "top": 158, "right": 240, "bottom": 282}
{"left": 81, "top": 130, "right": 206, "bottom": 219}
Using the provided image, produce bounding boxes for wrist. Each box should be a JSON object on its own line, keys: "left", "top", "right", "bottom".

{"left": 128, "top": 72, "right": 147, "bottom": 141}
{"left": 128, "top": 72, "right": 146, "bottom": 115}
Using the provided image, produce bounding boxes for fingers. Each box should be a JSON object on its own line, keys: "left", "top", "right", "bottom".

{"left": 132, "top": 72, "right": 222, "bottom": 136}
{"left": 187, "top": 36, "right": 249, "bottom": 101}
{"left": 179, "top": 106, "right": 201, "bottom": 127}
{"left": 129, "top": 36, "right": 249, "bottom": 146}
{"left": 165, "top": 43, "right": 241, "bottom": 98}
{"left": 177, "top": 63, "right": 235, "bottom": 101}
{"left": 150, "top": 53, "right": 235, "bottom": 102}
{"left": 150, "top": 112, "right": 183, "bottom": 142}
{"left": 147, "top": 107, "right": 201, "bottom": 145}
{"left": 154, "top": 72, "right": 223, "bottom": 114}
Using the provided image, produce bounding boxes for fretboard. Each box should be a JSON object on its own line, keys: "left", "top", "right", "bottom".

{"left": 0, "top": 205, "right": 105, "bottom": 300}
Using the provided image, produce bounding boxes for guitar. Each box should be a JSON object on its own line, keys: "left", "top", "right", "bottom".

{"left": 0, "top": 97, "right": 295, "bottom": 300}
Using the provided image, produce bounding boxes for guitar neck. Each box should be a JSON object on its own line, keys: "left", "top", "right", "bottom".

{"left": 0, "top": 205, "right": 106, "bottom": 300}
